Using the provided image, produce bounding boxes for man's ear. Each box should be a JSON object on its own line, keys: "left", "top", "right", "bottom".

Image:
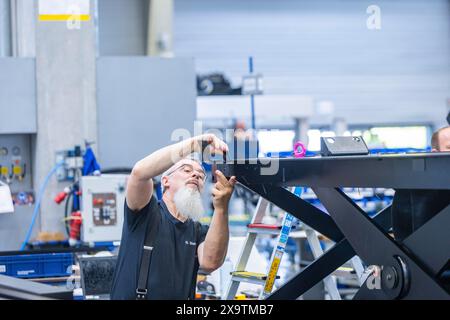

{"left": 162, "top": 176, "right": 170, "bottom": 189}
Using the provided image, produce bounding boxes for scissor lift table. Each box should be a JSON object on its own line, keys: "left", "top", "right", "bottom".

{"left": 217, "top": 153, "right": 450, "bottom": 300}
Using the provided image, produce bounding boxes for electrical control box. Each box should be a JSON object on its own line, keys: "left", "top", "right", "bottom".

{"left": 80, "top": 175, "right": 128, "bottom": 243}
{"left": 0, "top": 135, "right": 33, "bottom": 206}
{"left": 0, "top": 135, "right": 31, "bottom": 189}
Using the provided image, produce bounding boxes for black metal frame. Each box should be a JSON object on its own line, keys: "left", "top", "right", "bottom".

{"left": 217, "top": 153, "right": 450, "bottom": 300}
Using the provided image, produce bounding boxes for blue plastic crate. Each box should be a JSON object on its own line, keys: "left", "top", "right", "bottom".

{"left": 0, "top": 252, "right": 73, "bottom": 279}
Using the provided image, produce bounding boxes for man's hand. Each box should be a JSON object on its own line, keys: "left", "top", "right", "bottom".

{"left": 211, "top": 170, "right": 236, "bottom": 213}
{"left": 194, "top": 134, "right": 229, "bottom": 156}
{"left": 199, "top": 169, "right": 235, "bottom": 272}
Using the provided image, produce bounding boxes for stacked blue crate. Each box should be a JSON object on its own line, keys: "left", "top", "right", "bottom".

{"left": 0, "top": 252, "right": 73, "bottom": 279}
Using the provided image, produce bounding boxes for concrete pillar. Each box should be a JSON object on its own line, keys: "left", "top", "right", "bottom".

{"left": 0, "top": 0, "right": 11, "bottom": 56}
{"left": 34, "top": 0, "right": 98, "bottom": 234}
{"left": 294, "top": 118, "right": 310, "bottom": 146}
{"left": 147, "top": 0, "right": 173, "bottom": 57}
{"left": 11, "top": 0, "right": 37, "bottom": 57}
{"left": 332, "top": 117, "right": 348, "bottom": 136}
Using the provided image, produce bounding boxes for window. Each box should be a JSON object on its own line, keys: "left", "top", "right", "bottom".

{"left": 366, "top": 126, "right": 428, "bottom": 149}
{"left": 306, "top": 126, "right": 430, "bottom": 151}
{"left": 257, "top": 130, "right": 295, "bottom": 154}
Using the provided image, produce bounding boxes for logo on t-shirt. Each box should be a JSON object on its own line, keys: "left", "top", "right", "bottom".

{"left": 185, "top": 240, "right": 196, "bottom": 246}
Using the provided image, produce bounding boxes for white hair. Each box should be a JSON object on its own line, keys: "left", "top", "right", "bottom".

{"left": 160, "top": 153, "right": 205, "bottom": 194}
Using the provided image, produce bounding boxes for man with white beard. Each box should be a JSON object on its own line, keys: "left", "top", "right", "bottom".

{"left": 111, "top": 134, "right": 236, "bottom": 300}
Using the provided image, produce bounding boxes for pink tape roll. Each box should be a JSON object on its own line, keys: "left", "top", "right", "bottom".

{"left": 293, "top": 141, "right": 307, "bottom": 158}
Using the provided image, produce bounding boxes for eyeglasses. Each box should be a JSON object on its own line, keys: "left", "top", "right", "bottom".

{"left": 166, "top": 163, "right": 207, "bottom": 182}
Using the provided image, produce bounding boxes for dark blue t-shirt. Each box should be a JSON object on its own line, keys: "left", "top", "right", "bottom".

{"left": 110, "top": 195, "right": 209, "bottom": 300}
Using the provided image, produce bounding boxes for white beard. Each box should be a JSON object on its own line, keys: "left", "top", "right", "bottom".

{"left": 173, "top": 186, "right": 205, "bottom": 221}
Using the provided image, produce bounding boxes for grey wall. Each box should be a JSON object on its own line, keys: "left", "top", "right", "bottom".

{"left": 96, "top": 57, "right": 197, "bottom": 168}
{"left": 0, "top": 58, "right": 36, "bottom": 133}
{"left": 174, "top": 0, "right": 450, "bottom": 129}
{"left": 93, "top": 0, "right": 450, "bottom": 127}
{"left": 97, "top": 0, "right": 149, "bottom": 56}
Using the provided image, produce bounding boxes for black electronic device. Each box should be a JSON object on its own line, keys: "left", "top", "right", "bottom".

{"left": 320, "top": 136, "right": 369, "bottom": 157}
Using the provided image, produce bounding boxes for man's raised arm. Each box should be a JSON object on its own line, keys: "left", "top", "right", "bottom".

{"left": 126, "top": 134, "right": 228, "bottom": 211}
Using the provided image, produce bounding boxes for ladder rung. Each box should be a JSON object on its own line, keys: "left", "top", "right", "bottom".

{"left": 230, "top": 271, "right": 280, "bottom": 285}
{"left": 247, "top": 228, "right": 281, "bottom": 235}
{"left": 247, "top": 224, "right": 297, "bottom": 235}
{"left": 231, "top": 275, "right": 266, "bottom": 285}
{"left": 247, "top": 223, "right": 281, "bottom": 230}
{"left": 332, "top": 267, "right": 356, "bottom": 278}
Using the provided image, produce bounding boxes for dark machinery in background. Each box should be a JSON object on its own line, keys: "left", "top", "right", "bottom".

{"left": 197, "top": 73, "right": 242, "bottom": 96}
{"left": 0, "top": 274, "right": 72, "bottom": 300}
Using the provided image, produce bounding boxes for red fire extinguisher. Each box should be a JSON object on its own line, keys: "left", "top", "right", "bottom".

{"left": 69, "top": 211, "right": 82, "bottom": 246}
